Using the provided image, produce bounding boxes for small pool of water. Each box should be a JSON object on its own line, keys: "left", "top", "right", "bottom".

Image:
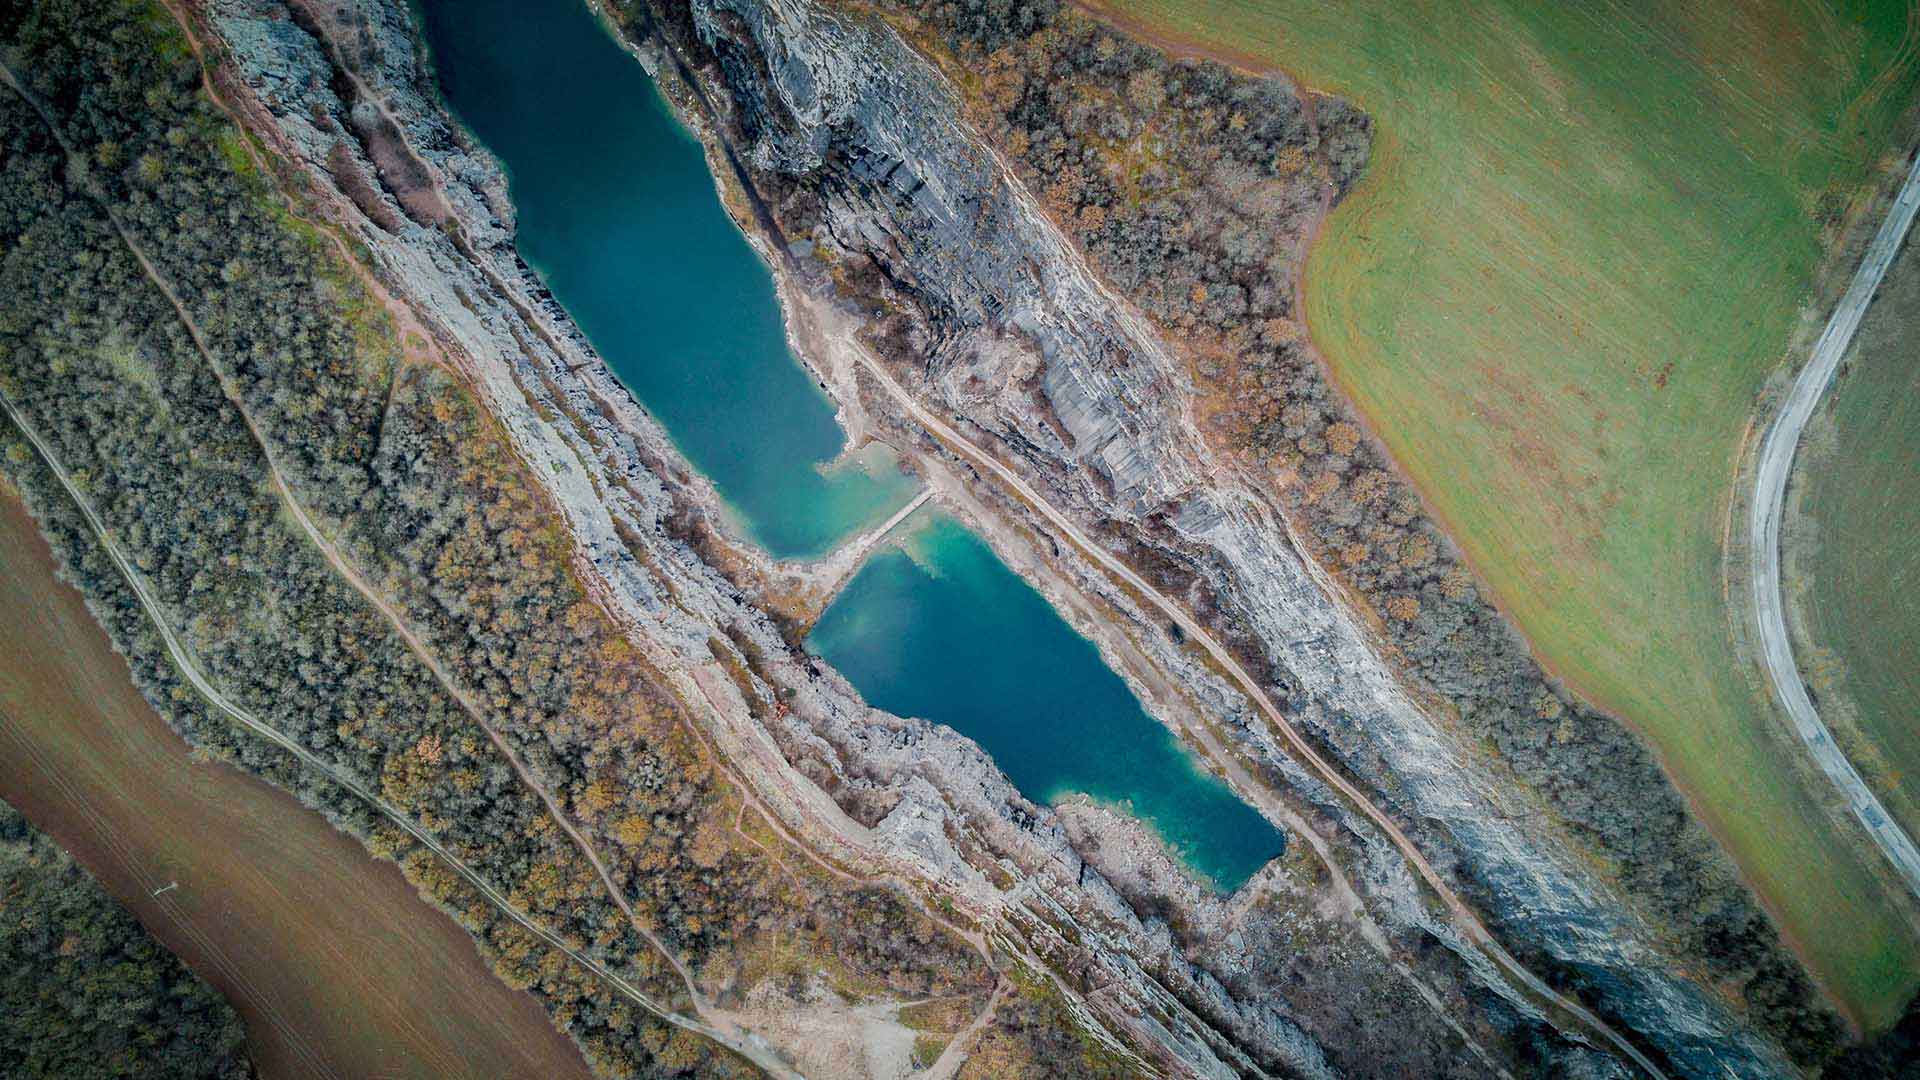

{"left": 413, "top": 0, "right": 917, "bottom": 559}
{"left": 810, "top": 515, "right": 1284, "bottom": 889}
{"left": 414, "top": 0, "right": 1285, "bottom": 891}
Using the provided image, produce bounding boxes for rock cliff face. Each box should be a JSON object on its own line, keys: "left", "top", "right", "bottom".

{"left": 201, "top": 0, "right": 1797, "bottom": 1074}
{"left": 206, "top": 2, "right": 1547, "bottom": 1075}
{"left": 618, "top": 0, "right": 1806, "bottom": 1075}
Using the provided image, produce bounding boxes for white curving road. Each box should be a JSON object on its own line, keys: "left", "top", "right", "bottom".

{"left": 1750, "top": 150, "right": 1920, "bottom": 898}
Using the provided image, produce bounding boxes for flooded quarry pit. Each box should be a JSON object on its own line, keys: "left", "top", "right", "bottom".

{"left": 415, "top": 0, "right": 1285, "bottom": 889}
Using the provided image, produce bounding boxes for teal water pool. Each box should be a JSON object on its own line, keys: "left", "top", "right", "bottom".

{"left": 810, "top": 515, "right": 1284, "bottom": 889}
{"left": 414, "top": 0, "right": 1285, "bottom": 890}
{"left": 413, "top": 0, "right": 916, "bottom": 559}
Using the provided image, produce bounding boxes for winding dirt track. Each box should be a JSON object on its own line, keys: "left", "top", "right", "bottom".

{"left": 1749, "top": 151, "right": 1920, "bottom": 898}
{"left": 0, "top": 390, "right": 799, "bottom": 1080}
{"left": 853, "top": 355, "right": 1671, "bottom": 1079}
{"left": 0, "top": 57, "right": 802, "bottom": 1080}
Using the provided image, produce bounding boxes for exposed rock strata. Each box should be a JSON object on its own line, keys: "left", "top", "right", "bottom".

{"left": 198, "top": 0, "right": 1808, "bottom": 1075}
{"left": 610, "top": 0, "right": 1818, "bottom": 1074}
{"left": 203, "top": 1, "right": 1537, "bottom": 1074}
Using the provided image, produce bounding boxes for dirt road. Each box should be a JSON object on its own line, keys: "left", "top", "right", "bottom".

{"left": 852, "top": 354, "right": 1669, "bottom": 1079}
{"left": 0, "top": 47, "right": 790, "bottom": 1049}
{"left": 1749, "top": 150, "right": 1920, "bottom": 898}
{"left": 0, "top": 387, "right": 806, "bottom": 1079}
{"left": 0, "top": 497, "right": 598, "bottom": 1080}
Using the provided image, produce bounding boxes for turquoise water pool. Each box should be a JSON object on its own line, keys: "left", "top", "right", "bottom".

{"left": 415, "top": 0, "right": 1284, "bottom": 890}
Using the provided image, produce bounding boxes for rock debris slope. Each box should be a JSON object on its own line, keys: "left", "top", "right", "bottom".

{"left": 626, "top": 0, "right": 1824, "bottom": 1073}
{"left": 194, "top": 0, "right": 1839, "bottom": 1073}
{"left": 209, "top": 1, "right": 1502, "bottom": 1073}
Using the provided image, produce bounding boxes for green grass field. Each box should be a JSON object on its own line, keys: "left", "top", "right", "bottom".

{"left": 1093, "top": 0, "right": 1920, "bottom": 1027}
{"left": 1797, "top": 236, "right": 1920, "bottom": 847}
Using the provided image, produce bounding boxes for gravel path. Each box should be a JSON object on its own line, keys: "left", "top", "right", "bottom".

{"left": 1749, "top": 150, "right": 1920, "bottom": 898}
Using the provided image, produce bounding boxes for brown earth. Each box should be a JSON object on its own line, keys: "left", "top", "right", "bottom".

{"left": 0, "top": 491, "right": 596, "bottom": 1080}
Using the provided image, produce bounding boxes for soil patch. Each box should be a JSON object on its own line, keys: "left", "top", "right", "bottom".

{"left": 0, "top": 493, "right": 594, "bottom": 1080}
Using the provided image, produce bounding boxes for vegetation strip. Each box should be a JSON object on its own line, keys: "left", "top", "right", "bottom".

{"left": 851, "top": 353, "right": 1670, "bottom": 1079}
{"left": 4, "top": 22, "right": 797, "bottom": 1058}
{"left": 0, "top": 506, "right": 597, "bottom": 1079}
{"left": 1081, "top": 0, "right": 1920, "bottom": 1022}
{"left": 1751, "top": 149, "right": 1920, "bottom": 897}
{"left": 0, "top": 798, "right": 254, "bottom": 1079}
{"left": 0, "top": 389, "right": 802, "bottom": 1079}
{"left": 0, "top": 47, "right": 769, "bottom": 1050}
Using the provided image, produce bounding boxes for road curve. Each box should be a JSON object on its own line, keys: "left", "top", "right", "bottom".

{"left": 1750, "top": 150, "right": 1920, "bottom": 898}
{"left": 852, "top": 355, "right": 1671, "bottom": 1079}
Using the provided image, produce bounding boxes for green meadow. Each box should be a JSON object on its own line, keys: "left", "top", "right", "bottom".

{"left": 1797, "top": 239, "right": 1920, "bottom": 854}
{"left": 1095, "top": 0, "right": 1920, "bottom": 1026}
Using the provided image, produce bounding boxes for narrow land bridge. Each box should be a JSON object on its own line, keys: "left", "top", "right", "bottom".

{"left": 777, "top": 486, "right": 932, "bottom": 620}
{"left": 851, "top": 353, "right": 1672, "bottom": 1079}
{"left": 1750, "top": 149, "right": 1920, "bottom": 898}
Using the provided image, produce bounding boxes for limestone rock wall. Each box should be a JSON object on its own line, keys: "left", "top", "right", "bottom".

{"left": 203, "top": 0, "right": 1796, "bottom": 1072}
{"left": 657, "top": 0, "right": 1797, "bottom": 1073}
{"left": 203, "top": 1, "right": 1500, "bottom": 1074}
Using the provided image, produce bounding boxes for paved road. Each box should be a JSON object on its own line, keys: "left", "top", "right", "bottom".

{"left": 0, "top": 53, "right": 803, "bottom": 1079}
{"left": 1750, "top": 151, "right": 1920, "bottom": 898}
{"left": 853, "top": 355, "right": 1671, "bottom": 1079}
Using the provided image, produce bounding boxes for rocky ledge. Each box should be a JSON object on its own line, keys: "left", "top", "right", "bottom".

{"left": 201, "top": 0, "right": 1802, "bottom": 1074}
{"left": 611, "top": 0, "right": 1816, "bottom": 1074}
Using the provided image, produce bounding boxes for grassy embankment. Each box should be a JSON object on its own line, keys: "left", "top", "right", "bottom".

{"left": 1091, "top": 0, "right": 1920, "bottom": 1027}
{"left": 0, "top": 493, "right": 596, "bottom": 1080}
{"left": 1794, "top": 236, "right": 1920, "bottom": 844}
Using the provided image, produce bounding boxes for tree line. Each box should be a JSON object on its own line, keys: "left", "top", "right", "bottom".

{"left": 0, "top": 800, "right": 254, "bottom": 1079}
{"left": 646, "top": 0, "right": 1860, "bottom": 1066}
{"left": 0, "top": 1, "right": 990, "bottom": 1076}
